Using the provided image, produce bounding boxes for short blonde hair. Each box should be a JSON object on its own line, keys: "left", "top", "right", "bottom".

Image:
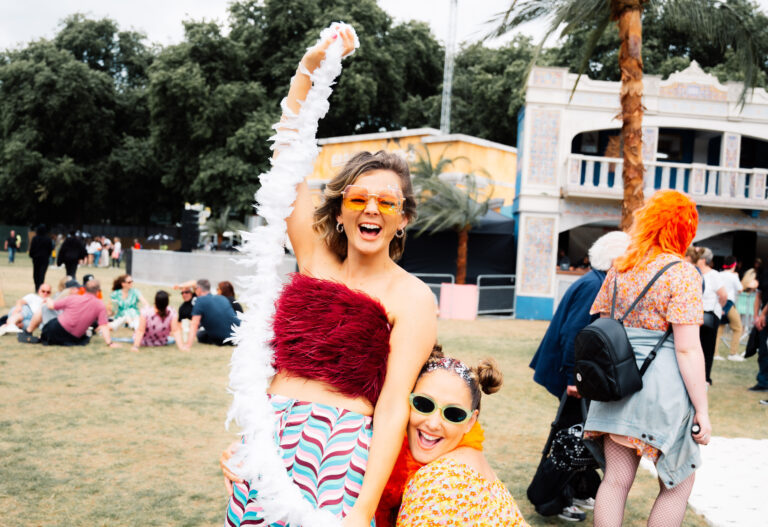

{"left": 313, "top": 151, "right": 417, "bottom": 261}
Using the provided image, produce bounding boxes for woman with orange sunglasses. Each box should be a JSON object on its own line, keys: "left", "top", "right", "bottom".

{"left": 223, "top": 26, "right": 437, "bottom": 527}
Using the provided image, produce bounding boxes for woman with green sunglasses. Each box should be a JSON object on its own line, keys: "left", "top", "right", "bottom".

{"left": 392, "top": 348, "right": 529, "bottom": 527}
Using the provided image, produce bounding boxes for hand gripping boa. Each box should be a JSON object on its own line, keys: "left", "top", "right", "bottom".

{"left": 225, "top": 23, "right": 359, "bottom": 527}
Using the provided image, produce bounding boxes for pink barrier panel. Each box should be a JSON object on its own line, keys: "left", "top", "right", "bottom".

{"left": 439, "top": 283, "right": 478, "bottom": 320}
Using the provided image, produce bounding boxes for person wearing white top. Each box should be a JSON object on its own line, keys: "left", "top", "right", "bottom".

{"left": 697, "top": 248, "right": 727, "bottom": 384}
{"left": 717, "top": 256, "right": 745, "bottom": 361}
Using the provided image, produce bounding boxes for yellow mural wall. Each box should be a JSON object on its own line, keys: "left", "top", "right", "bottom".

{"left": 312, "top": 128, "right": 517, "bottom": 210}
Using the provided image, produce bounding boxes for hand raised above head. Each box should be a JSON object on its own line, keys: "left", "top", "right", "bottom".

{"left": 301, "top": 25, "right": 358, "bottom": 74}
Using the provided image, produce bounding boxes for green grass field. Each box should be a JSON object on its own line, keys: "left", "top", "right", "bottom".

{"left": 1, "top": 254, "right": 766, "bottom": 526}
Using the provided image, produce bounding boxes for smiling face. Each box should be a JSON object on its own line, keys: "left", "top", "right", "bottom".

{"left": 407, "top": 369, "right": 478, "bottom": 464}
{"left": 122, "top": 275, "right": 134, "bottom": 289}
{"left": 336, "top": 169, "right": 408, "bottom": 258}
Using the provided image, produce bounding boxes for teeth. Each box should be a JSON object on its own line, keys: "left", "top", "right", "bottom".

{"left": 420, "top": 431, "right": 439, "bottom": 441}
{"left": 360, "top": 223, "right": 381, "bottom": 230}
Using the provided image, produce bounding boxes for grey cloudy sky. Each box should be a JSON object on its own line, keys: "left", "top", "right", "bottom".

{"left": 2, "top": 0, "right": 768, "bottom": 51}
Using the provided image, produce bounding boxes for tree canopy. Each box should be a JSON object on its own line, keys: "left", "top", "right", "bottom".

{"left": 2, "top": 0, "right": 768, "bottom": 226}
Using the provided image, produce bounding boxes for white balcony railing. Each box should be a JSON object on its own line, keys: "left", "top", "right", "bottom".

{"left": 564, "top": 154, "right": 768, "bottom": 210}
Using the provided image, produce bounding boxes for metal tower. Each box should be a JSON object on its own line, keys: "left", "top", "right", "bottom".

{"left": 440, "top": 0, "right": 458, "bottom": 134}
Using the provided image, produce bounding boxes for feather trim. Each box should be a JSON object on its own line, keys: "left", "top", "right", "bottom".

{"left": 225, "top": 23, "right": 360, "bottom": 527}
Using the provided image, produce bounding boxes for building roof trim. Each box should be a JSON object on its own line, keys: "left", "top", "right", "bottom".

{"left": 318, "top": 127, "right": 441, "bottom": 145}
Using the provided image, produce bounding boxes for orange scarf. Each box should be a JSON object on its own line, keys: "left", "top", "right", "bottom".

{"left": 374, "top": 421, "right": 485, "bottom": 527}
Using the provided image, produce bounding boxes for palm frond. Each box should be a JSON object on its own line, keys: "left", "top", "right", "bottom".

{"left": 409, "top": 174, "right": 491, "bottom": 237}
{"left": 485, "top": 0, "right": 611, "bottom": 91}
{"left": 659, "top": 0, "right": 761, "bottom": 107}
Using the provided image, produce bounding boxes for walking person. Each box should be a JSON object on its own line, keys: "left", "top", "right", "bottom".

{"left": 29, "top": 225, "right": 54, "bottom": 291}
{"left": 57, "top": 232, "right": 87, "bottom": 281}
{"left": 697, "top": 247, "right": 727, "bottom": 384}
{"left": 4, "top": 229, "right": 19, "bottom": 263}
{"left": 716, "top": 255, "right": 744, "bottom": 361}
{"left": 583, "top": 190, "right": 711, "bottom": 527}
{"left": 749, "top": 267, "right": 768, "bottom": 395}
{"left": 111, "top": 237, "right": 122, "bottom": 268}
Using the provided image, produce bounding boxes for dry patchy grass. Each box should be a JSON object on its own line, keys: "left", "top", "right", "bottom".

{"left": 2, "top": 255, "right": 765, "bottom": 526}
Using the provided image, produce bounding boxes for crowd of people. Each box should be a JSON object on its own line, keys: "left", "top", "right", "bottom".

{"left": 4, "top": 24, "right": 768, "bottom": 527}
{"left": 0, "top": 271, "right": 242, "bottom": 352}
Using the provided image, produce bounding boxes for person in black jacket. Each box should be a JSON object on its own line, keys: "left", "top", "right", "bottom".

{"left": 529, "top": 231, "right": 630, "bottom": 521}
{"left": 56, "top": 231, "right": 87, "bottom": 280}
{"left": 29, "top": 225, "right": 54, "bottom": 291}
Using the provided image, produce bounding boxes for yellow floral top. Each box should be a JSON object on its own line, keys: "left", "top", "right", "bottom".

{"left": 396, "top": 457, "right": 529, "bottom": 527}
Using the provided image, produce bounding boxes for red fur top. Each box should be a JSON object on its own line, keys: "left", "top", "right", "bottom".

{"left": 271, "top": 273, "right": 392, "bottom": 405}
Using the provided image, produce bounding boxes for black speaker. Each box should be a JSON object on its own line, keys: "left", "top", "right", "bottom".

{"left": 181, "top": 210, "right": 199, "bottom": 252}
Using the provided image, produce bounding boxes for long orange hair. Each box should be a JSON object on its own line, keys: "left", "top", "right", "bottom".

{"left": 614, "top": 190, "right": 698, "bottom": 272}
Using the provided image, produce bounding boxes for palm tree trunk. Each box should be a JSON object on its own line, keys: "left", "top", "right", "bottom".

{"left": 615, "top": 1, "right": 646, "bottom": 231}
{"left": 456, "top": 225, "right": 470, "bottom": 285}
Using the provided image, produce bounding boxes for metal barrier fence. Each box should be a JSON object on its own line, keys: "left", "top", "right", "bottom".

{"left": 413, "top": 273, "right": 455, "bottom": 304}
{"left": 476, "top": 274, "right": 516, "bottom": 317}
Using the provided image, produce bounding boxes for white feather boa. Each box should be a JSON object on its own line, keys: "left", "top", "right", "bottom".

{"left": 225, "top": 23, "right": 359, "bottom": 527}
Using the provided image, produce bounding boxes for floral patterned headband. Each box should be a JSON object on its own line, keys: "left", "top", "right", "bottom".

{"left": 424, "top": 356, "right": 474, "bottom": 387}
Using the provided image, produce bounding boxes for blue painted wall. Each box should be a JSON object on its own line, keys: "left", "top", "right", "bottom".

{"left": 515, "top": 295, "right": 554, "bottom": 320}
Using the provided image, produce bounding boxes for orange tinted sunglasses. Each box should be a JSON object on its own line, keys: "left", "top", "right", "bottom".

{"left": 342, "top": 185, "right": 403, "bottom": 215}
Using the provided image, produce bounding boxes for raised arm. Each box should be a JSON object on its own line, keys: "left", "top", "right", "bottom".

{"left": 283, "top": 29, "right": 357, "bottom": 267}
{"left": 343, "top": 281, "right": 437, "bottom": 526}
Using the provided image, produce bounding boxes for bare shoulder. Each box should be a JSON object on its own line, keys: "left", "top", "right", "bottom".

{"left": 390, "top": 267, "right": 435, "bottom": 308}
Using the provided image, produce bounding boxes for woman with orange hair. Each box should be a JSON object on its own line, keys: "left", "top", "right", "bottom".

{"left": 583, "top": 190, "right": 711, "bottom": 527}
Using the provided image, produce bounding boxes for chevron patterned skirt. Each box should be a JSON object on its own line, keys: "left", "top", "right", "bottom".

{"left": 225, "top": 394, "right": 374, "bottom": 526}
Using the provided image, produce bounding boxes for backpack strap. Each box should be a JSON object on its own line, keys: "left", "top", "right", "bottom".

{"left": 639, "top": 326, "right": 672, "bottom": 376}
{"left": 618, "top": 261, "right": 681, "bottom": 323}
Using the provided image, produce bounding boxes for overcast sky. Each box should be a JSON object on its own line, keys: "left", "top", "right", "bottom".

{"left": 2, "top": 0, "right": 768, "bottom": 51}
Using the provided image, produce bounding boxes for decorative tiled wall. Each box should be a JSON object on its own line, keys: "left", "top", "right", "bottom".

{"left": 722, "top": 133, "right": 741, "bottom": 168}
{"left": 659, "top": 82, "right": 727, "bottom": 101}
{"left": 527, "top": 109, "right": 560, "bottom": 187}
{"left": 642, "top": 127, "right": 658, "bottom": 163}
{"left": 531, "top": 69, "right": 564, "bottom": 89}
{"left": 519, "top": 215, "right": 556, "bottom": 296}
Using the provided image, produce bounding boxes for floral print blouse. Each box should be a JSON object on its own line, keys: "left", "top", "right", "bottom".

{"left": 396, "top": 457, "right": 529, "bottom": 527}
{"left": 591, "top": 253, "right": 703, "bottom": 331}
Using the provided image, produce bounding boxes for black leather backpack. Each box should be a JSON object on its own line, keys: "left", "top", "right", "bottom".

{"left": 573, "top": 261, "right": 679, "bottom": 402}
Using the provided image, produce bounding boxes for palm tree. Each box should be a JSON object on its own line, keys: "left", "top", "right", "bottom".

{"left": 490, "top": 0, "right": 762, "bottom": 230}
{"left": 408, "top": 143, "right": 467, "bottom": 179}
{"left": 410, "top": 172, "right": 491, "bottom": 285}
{"left": 201, "top": 206, "right": 247, "bottom": 246}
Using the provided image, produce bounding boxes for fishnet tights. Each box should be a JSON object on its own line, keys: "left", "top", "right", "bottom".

{"left": 594, "top": 436, "right": 695, "bottom": 527}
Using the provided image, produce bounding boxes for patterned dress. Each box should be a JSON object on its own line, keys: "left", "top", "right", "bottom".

{"left": 396, "top": 458, "right": 529, "bottom": 527}
{"left": 138, "top": 307, "right": 175, "bottom": 346}
{"left": 226, "top": 395, "right": 372, "bottom": 526}
{"left": 110, "top": 288, "right": 142, "bottom": 320}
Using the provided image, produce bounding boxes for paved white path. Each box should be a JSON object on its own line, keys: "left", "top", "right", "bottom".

{"left": 641, "top": 437, "right": 768, "bottom": 527}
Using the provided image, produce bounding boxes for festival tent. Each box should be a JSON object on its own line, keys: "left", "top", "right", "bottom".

{"left": 398, "top": 209, "right": 516, "bottom": 284}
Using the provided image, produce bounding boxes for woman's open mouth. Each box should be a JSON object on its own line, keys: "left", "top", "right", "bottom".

{"left": 358, "top": 223, "right": 382, "bottom": 240}
{"left": 417, "top": 429, "right": 442, "bottom": 449}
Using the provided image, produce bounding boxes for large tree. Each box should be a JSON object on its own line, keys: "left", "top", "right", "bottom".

{"left": 492, "top": 0, "right": 763, "bottom": 229}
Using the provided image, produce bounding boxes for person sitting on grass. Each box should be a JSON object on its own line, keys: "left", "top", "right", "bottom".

{"left": 23, "top": 278, "right": 81, "bottom": 338}
{"left": 217, "top": 281, "right": 243, "bottom": 313}
{"left": 130, "top": 290, "right": 186, "bottom": 352}
{"left": 39, "top": 279, "right": 120, "bottom": 348}
{"left": 186, "top": 279, "right": 240, "bottom": 347}
{"left": 0, "top": 283, "right": 52, "bottom": 336}
{"left": 110, "top": 274, "right": 148, "bottom": 330}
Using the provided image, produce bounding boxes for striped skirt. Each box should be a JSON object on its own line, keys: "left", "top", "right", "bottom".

{"left": 225, "top": 394, "right": 374, "bottom": 526}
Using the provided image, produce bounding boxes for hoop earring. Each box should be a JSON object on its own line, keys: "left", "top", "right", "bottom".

{"left": 395, "top": 228, "right": 404, "bottom": 239}
{"left": 336, "top": 222, "right": 344, "bottom": 233}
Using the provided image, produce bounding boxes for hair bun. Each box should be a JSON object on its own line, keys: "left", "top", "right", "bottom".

{"left": 428, "top": 343, "right": 444, "bottom": 361}
{"left": 475, "top": 358, "right": 503, "bottom": 395}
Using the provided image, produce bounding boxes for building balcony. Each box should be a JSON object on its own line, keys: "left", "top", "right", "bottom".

{"left": 564, "top": 154, "right": 768, "bottom": 211}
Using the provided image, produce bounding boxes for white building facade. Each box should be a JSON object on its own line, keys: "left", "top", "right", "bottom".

{"left": 512, "top": 63, "right": 768, "bottom": 320}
